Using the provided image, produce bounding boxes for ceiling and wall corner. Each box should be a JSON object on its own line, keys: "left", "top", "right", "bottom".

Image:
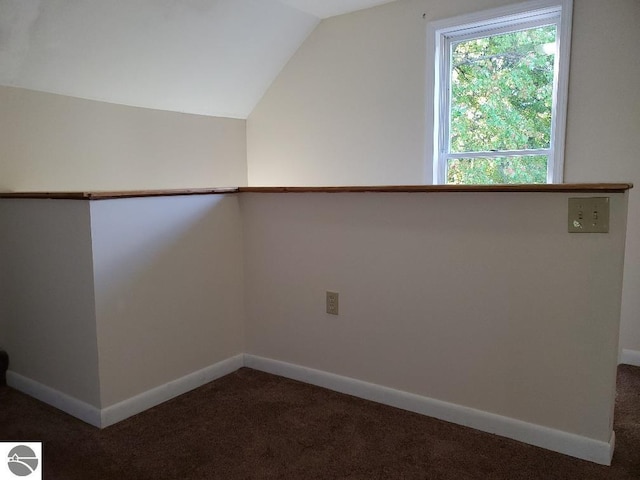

{"left": 276, "top": 0, "right": 399, "bottom": 19}
{"left": 0, "top": 0, "right": 399, "bottom": 118}
{"left": 0, "top": 0, "right": 317, "bottom": 118}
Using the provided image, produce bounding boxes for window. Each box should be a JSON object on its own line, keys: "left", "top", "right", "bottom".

{"left": 427, "top": 0, "right": 573, "bottom": 184}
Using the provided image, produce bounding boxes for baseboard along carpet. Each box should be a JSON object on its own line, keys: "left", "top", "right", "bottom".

{"left": 1, "top": 365, "right": 639, "bottom": 480}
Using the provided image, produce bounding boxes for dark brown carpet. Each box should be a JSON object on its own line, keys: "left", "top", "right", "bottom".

{"left": 1, "top": 365, "right": 639, "bottom": 479}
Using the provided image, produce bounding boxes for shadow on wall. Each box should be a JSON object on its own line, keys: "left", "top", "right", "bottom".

{"left": 89, "top": 194, "right": 245, "bottom": 407}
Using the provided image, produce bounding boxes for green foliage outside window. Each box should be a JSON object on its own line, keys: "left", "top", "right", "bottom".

{"left": 447, "top": 25, "right": 556, "bottom": 184}
{"left": 447, "top": 156, "right": 547, "bottom": 184}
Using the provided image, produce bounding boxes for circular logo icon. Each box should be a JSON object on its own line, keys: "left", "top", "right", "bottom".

{"left": 7, "top": 445, "right": 39, "bottom": 476}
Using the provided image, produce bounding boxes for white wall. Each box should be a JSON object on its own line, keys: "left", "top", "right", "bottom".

{"left": 0, "top": 0, "right": 318, "bottom": 118}
{"left": 0, "top": 194, "right": 245, "bottom": 411}
{"left": 561, "top": 0, "right": 640, "bottom": 361}
{"left": 247, "top": 0, "right": 518, "bottom": 186}
{"left": 90, "top": 195, "right": 245, "bottom": 407}
{"left": 242, "top": 191, "right": 628, "bottom": 444}
{"left": 247, "top": 0, "right": 640, "bottom": 355}
{"left": 0, "top": 86, "right": 248, "bottom": 192}
{"left": 0, "top": 199, "right": 100, "bottom": 406}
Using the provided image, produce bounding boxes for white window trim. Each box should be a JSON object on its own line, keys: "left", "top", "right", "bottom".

{"left": 425, "top": 0, "right": 573, "bottom": 185}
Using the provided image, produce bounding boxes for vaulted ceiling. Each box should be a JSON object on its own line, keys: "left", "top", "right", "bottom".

{"left": 277, "top": 0, "right": 398, "bottom": 19}
{"left": 0, "top": 0, "right": 398, "bottom": 118}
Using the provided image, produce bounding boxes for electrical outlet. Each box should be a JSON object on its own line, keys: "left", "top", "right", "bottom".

{"left": 326, "top": 291, "right": 339, "bottom": 315}
{"left": 568, "top": 197, "right": 609, "bottom": 233}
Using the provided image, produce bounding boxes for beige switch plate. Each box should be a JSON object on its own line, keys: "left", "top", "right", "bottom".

{"left": 568, "top": 197, "right": 609, "bottom": 233}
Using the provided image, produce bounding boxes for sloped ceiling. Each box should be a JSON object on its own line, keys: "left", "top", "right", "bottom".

{"left": 0, "top": 0, "right": 397, "bottom": 118}
{"left": 277, "top": 0, "right": 398, "bottom": 19}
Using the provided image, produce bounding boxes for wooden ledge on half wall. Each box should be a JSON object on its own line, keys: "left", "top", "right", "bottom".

{"left": 0, "top": 183, "right": 633, "bottom": 200}
{"left": 237, "top": 183, "right": 634, "bottom": 194}
{"left": 0, "top": 188, "right": 239, "bottom": 200}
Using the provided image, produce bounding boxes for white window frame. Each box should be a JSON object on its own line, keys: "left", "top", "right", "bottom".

{"left": 426, "top": 0, "right": 573, "bottom": 185}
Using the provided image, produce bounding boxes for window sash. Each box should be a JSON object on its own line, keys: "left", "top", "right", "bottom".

{"left": 429, "top": 0, "right": 573, "bottom": 185}
{"left": 446, "top": 148, "right": 552, "bottom": 160}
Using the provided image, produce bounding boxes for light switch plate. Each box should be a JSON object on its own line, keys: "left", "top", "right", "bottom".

{"left": 568, "top": 197, "right": 609, "bottom": 233}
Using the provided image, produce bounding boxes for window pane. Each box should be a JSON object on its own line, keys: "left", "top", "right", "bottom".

{"left": 446, "top": 156, "right": 548, "bottom": 184}
{"left": 450, "top": 25, "right": 556, "bottom": 153}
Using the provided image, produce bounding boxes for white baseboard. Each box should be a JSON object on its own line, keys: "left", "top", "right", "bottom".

{"left": 7, "top": 354, "right": 244, "bottom": 429}
{"left": 620, "top": 349, "right": 640, "bottom": 367}
{"left": 7, "top": 371, "right": 102, "bottom": 427}
{"left": 243, "top": 354, "right": 615, "bottom": 466}
{"left": 101, "top": 354, "right": 244, "bottom": 427}
{"left": 7, "top": 354, "right": 616, "bottom": 465}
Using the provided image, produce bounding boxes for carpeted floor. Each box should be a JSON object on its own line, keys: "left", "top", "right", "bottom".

{"left": 1, "top": 365, "right": 639, "bottom": 479}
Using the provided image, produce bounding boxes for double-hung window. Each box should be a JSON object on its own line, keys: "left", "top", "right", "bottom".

{"left": 428, "top": 0, "right": 573, "bottom": 184}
